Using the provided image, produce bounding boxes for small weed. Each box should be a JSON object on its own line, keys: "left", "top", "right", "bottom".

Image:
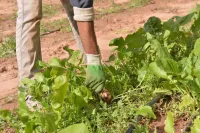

{"left": 98, "top": 4, "right": 123, "bottom": 16}
{"left": 96, "top": 0, "right": 149, "bottom": 17}
{"left": 11, "top": 4, "right": 59, "bottom": 20}
{"left": 127, "top": 0, "right": 149, "bottom": 9}
{"left": 42, "top": 4, "right": 59, "bottom": 17}
{"left": 40, "top": 18, "right": 71, "bottom": 35}
{"left": 0, "top": 36, "right": 16, "bottom": 58}
{"left": 116, "top": 28, "right": 135, "bottom": 34}
{"left": 12, "top": 10, "right": 18, "bottom": 20}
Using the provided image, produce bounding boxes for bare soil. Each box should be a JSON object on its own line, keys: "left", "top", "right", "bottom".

{"left": 0, "top": 0, "right": 199, "bottom": 132}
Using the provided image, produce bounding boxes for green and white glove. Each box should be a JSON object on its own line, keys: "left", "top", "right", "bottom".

{"left": 85, "top": 54, "right": 105, "bottom": 93}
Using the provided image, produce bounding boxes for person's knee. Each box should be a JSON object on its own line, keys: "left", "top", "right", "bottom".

{"left": 69, "top": 0, "right": 94, "bottom": 21}
{"left": 19, "top": 1, "right": 42, "bottom": 22}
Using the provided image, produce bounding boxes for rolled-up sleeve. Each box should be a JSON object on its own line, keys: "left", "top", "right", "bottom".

{"left": 69, "top": 0, "right": 94, "bottom": 21}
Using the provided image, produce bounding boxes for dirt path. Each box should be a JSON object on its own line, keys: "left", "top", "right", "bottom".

{"left": 0, "top": 0, "right": 200, "bottom": 132}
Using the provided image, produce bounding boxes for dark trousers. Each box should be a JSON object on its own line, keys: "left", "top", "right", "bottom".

{"left": 69, "top": 0, "right": 93, "bottom": 8}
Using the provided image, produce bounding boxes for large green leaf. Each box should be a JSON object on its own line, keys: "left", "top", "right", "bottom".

{"left": 58, "top": 123, "right": 90, "bottom": 133}
{"left": 34, "top": 73, "right": 45, "bottom": 83}
{"left": 109, "top": 37, "right": 125, "bottom": 51}
{"left": 72, "top": 93, "right": 87, "bottom": 108}
{"left": 194, "top": 38, "right": 200, "bottom": 57}
{"left": 51, "top": 74, "right": 69, "bottom": 111}
{"left": 73, "top": 86, "right": 93, "bottom": 103}
{"left": 153, "top": 128, "right": 157, "bottom": 133}
{"left": 192, "top": 17, "right": 200, "bottom": 34}
{"left": 49, "top": 57, "right": 65, "bottom": 69}
{"left": 25, "top": 122, "right": 33, "bottom": 133}
{"left": 0, "top": 110, "right": 11, "bottom": 121}
{"left": 188, "top": 79, "right": 200, "bottom": 95}
{"left": 18, "top": 92, "right": 30, "bottom": 121}
{"left": 194, "top": 59, "right": 200, "bottom": 83}
{"left": 125, "top": 28, "right": 146, "bottom": 49}
{"left": 136, "top": 106, "right": 156, "bottom": 119}
{"left": 172, "top": 13, "right": 195, "bottom": 25}
{"left": 180, "top": 57, "right": 192, "bottom": 79}
{"left": 156, "top": 58, "right": 179, "bottom": 74}
{"left": 179, "top": 95, "right": 194, "bottom": 110}
{"left": 137, "top": 65, "right": 148, "bottom": 82}
{"left": 68, "top": 50, "right": 81, "bottom": 64}
{"left": 39, "top": 113, "right": 57, "bottom": 132}
{"left": 163, "top": 18, "right": 179, "bottom": 32}
{"left": 191, "top": 116, "right": 200, "bottom": 133}
{"left": 150, "top": 39, "right": 171, "bottom": 58}
{"left": 164, "top": 112, "right": 175, "bottom": 133}
{"left": 63, "top": 46, "right": 74, "bottom": 59}
{"left": 21, "top": 78, "right": 36, "bottom": 88}
{"left": 36, "top": 60, "right": 49, "bottom": 69}
{"left": 54, "top": 74, "right": 68, "bottom": 90}
{"left": 106, "top": 54, "right": 116, "bottom": 62}
{"left": 149, "top": 62, "right": 168, "bottom": 79}
{"left": 144, "top": 17, "right": 162, "bottom": 34}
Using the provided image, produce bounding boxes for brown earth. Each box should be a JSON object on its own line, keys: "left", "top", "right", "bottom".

{"left": 0, "top": 0, "right": 200, "bottom": 132}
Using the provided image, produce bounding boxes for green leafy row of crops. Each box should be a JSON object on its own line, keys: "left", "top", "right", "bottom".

{"left": 1, "top": 5, "right": 200, "bottom": 133}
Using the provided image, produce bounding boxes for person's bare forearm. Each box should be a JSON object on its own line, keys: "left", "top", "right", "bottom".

{"left": 67, "top": 0, "right": 110, "bottom": 97}
{"left": 77, "top": 21, "right": 99, "bottom": 54}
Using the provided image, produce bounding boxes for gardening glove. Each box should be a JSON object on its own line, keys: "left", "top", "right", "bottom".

{"left": 85, "top": 54, "right": 105, "bottom": 93}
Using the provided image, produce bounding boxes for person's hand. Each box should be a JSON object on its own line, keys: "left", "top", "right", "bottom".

{"left": 85, "top": 54, "right": 105, "bottom": 93}
{"left": 85, "top": 54, "right": 112, "bottom": 104}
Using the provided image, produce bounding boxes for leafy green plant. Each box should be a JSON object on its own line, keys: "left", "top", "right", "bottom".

{"left": 105, "top": 4, "right": 200, "bottom": 131}
{"left": 0, "top": 47, "right": 152, "bottom": 133}
{"left": 1, "top": 5, "right": 200, "bottom": 133}
{"left": 164, "top": 112, "right": 175, "bottom": 133}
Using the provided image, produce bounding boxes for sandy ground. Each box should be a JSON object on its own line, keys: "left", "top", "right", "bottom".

{"left": 0, "top": 0, "right": 200, "bottom": 132}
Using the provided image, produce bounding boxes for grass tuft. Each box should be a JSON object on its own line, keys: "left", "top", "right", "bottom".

{"left": 40, "top": 18, "right": 71, "bottom": 35}
{"left": 96, "top": 0, "right": 149, "bottom": 17}
{"left": 42, "top": 4, "right": 59, "bottom": 17}
{"left": 0, "top": 36, "right": 16, "bottom": 58}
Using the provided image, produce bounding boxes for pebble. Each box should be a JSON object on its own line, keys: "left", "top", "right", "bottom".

{"left": 0, "top": 66, "right": 7, "bottom": 73}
